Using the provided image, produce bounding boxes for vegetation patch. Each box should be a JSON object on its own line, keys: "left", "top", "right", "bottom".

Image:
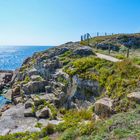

{"left": 65, "top": 57, "right": 140, "bottom": 112}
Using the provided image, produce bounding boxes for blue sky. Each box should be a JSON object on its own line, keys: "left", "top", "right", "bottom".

{"left": 0, "top": 0, "right": 139, "bottom": 45}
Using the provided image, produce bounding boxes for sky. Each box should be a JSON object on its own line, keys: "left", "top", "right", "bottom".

{"left": 0, "top": 0, "right": 139, "bottom": 45}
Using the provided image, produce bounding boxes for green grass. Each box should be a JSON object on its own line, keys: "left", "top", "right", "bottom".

{"left": 89, "top": 108, "right": 140, "bottom": 140}
{"left": 56, "top": 109, "right": 93, "bottom": 132}
{"left": 132, "top": 57, "right": 140, "bottom": 65}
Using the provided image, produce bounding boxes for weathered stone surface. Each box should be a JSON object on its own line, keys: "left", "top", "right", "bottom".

{"left": 73, "top": 46, "right": 94, "bottom": 56}
{"left": 94, "top": 98, "right": 113, "bottom": 118}
{"left": 24, "top": 108, "right": 35, "bottom": 117}
{"left": 0, "top": 71, "right": 13, "bottom": 90}
{"left": 127, "top": 92, "right": 140, "bottom": 103}
{"left": 24, "top": 99, "right": 34, "bottom": 109}
{"left": 0, "top": 104, "right": 38, "bottom": 135}
{"left": 31, "top": 95, "right": 42, "bottom": 106}
{"left": 13, "top": 96, "right": 22, "bottom": 105}
{"left": 12, "top": 86, "right": 20, "bottom": 97}
{"left": 40, "top": 94, "right": 57, "bottom": 103}
{"left": 2, "top": 89, "right": 12, "bottom": 100}
{"left": 30, "top": 75, "right": 43, "bottom": 81}
{"left": 55, "top": 47, "right": 69, "bottom": 56}
{"left": 28, "top": 68, "right": 38, "bottom": 77}
{"left": 0, "top": 104, "right": 61, "bottom": 135}
{"left": 36, "top": 106, "right": 52, "bottom": 119}
{"left": 44, "top": 57, "right": 61, "bottom": 70}
{"left": 63, "top": 75, "right": 99, "bottom": 109}
{"left": 22, "top": 80, "right": 47, "bottom": 94}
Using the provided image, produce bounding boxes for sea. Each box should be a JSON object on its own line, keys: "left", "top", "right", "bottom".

{"left": 0, "top": 46, "right": 52, "bottom": 70}
{"left": 0, "top": 45, "right": 52, "bottom": 108}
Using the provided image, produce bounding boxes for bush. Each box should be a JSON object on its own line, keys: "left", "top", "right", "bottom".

{"left": 40, "top": 123, "right": 55, "bottom": 137}
{"left": 116, "top": 54, "right": 125, "bottom": 59}
{"left": 56, "top": 109, "right": 93, "bottom": 132}
{"left": 132, "top": 57, "right": 140, "bottom": 65}
{"left": 78, "top": 121, "right": 94, "bottom": 135}
{"left": 60, "top": 127, "right": 78, "bottom": 140}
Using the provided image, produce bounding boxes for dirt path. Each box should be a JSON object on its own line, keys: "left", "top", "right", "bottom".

{"left": 96, "top": 53, "right": 121, "bottom": 62}
{"left": 96, "top": 53, "right": 140, "bottom": 69}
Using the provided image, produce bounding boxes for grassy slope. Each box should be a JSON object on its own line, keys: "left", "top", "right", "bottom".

{"left": 81, "top": 33, "right": 140, "bottom": 65}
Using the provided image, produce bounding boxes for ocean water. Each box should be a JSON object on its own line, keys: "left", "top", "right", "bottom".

{"left": 0, "top": 46, "right": 52, "bottom": 70}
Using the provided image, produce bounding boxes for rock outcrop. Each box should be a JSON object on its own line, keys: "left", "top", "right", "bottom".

{"left": 94, "top": 98, "right": 113, "bottom": 118}
{"left": 0, "top": 39, "right": 140, "bottom": 137}
{"left": 22, "top": 80, "right": 47, "bottom": 95}
{"left": 36, "top": 106, "right": 52, "bottom": 119}
{"left": 73, "top": 46, "right": 95, "bottom": 56}
{"left": 24, "top": 108, "right": 35, "bottom": 117}
{"left": 0, "top": 71, "right": 13, "bottom": 91}
{"left": 24, "top": 99, "right": 34, "bottom": 109}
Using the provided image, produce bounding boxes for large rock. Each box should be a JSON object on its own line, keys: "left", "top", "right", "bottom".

{"left": 22, "top": 80, "right": 47, "bottom": 94}
{"left": 24, "top": 99, "right": 34, "bottom": 109}
{"left": 24, "top": 108, "right": 35, "bottom": 117}
{"left": 30, "top": 75, "right": 43, "bottom": 81}
{"left": 63, "top": 75, "right": 99, "bottom": 109}
{"left": 55, "top": 47, "right": 69, "bottom": 56}
{"left": 36, "top": 106, "right": 52, "bottom": 119}
{"left": 0, "top": 71, "right": 13, "bottom": 90}
{"left": 127, "top": 92, "right": 140, "bottom": 103}
{"left": 73, "top": 46, "right": 94, "bottom": 56}
{"left": 94, "top": 98, "right": 113, "bottom": 118}
{"left": 2, "top": 73, "right": 13, "bottom": 84}
{"left": 31, "top": 95, "right": 43, "bottom": 106}
{"left": 12, "top": 86, "right": 20, "bottom": 97}
{"left": 13, "top": 96, "right": 22, "bottom": 105}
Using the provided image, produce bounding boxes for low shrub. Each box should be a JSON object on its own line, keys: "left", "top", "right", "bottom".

{"left": 59, "top": 127, "right": 78, "bottom": 140}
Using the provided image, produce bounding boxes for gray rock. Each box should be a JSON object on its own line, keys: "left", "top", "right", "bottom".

{"left": 55, "top": 47, "right": 69, "bottom": 56}
{"left": 36, "top": 106, "right": 52, "bottom": 119}
{"left": 40, "top": 94, "right": 57, "bottom": 103}
{"left": 13, "top": 96, "right": 22, "bottom": 105}
{"left": 94, "top": 98, "right": 113, "bottom": 118}
{"left": 24, "top": 108, "right": 35, "bottom": 117}
{"left": 73, "top": 46, "right": 94, "bottom": 56}
{"left": 22, "top": 80, "right": 47, "bottom": 94}
{"left": 0, "top": 71, "right": 13, "bottom": 90}
{"left": 1, "top": 129, "right": 10, "bottom": 135}
{"left": 63, "top": 75, "right": 99, "bottom": 109}
{"left": 30, "top": 75, "right": 43, "bottom": 81}
{"left": 0, "top": 104, "right": 38, "bottom": 135}
{"left": 28, "top": 68, "right": 38, "bottom": 77}
{"left": 12, "top": 85, "right": 20, "bottom": 98}
{"left": 31, "top": 95, "right": 43, "bottom": 106}
{"left": 25, "top": 99, "right": 34, "bottom": 109}
{"left": 127, "top": 92, "right": 140, "bottom": 103}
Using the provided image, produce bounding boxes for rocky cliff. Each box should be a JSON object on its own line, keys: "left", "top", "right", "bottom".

{"left": 0, "top": 35, "right": 140, "bottom": 139}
